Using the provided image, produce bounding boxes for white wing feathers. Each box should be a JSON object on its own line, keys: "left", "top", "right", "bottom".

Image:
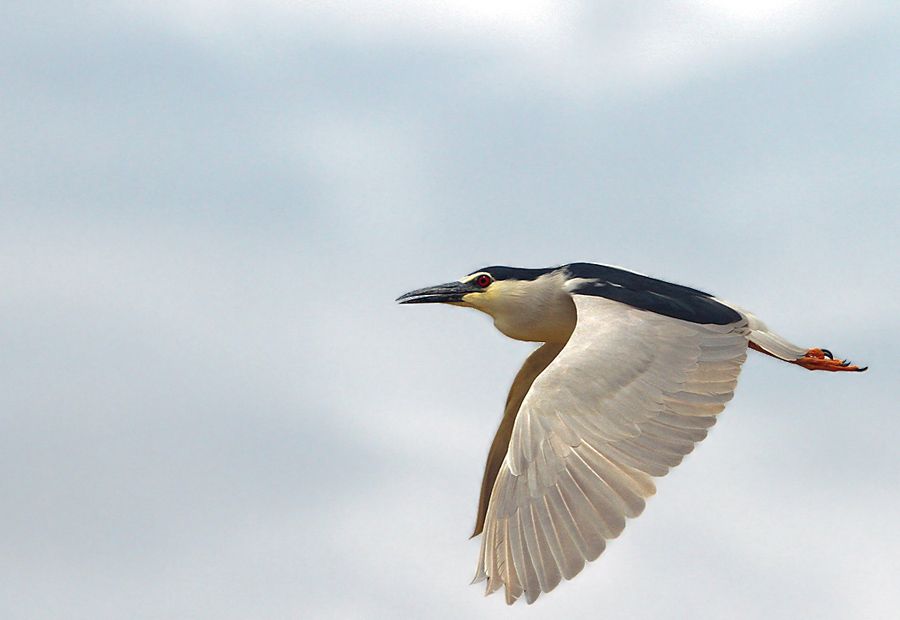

{"left": 720, "top": 301, "right": 807, "bottom": 361}
{"left": 473, "top": 295, "right": 750, "bottom": 604}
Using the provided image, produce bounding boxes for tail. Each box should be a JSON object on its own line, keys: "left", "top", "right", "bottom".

{"left": 741, "top": 309, "right": 868, "bottom": 372}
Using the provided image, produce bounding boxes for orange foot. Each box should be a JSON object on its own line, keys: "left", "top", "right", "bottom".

{"left": 792, "top": 348, "right": 868, "bottom": 372}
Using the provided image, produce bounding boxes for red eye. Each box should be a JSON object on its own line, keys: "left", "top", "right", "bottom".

{"left": 475, "top": 274, "right": 492, "bottom": 288}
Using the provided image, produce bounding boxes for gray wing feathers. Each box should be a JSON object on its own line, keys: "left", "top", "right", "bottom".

{"left": 474, "top": 296, "right": 749, "bottom": 604}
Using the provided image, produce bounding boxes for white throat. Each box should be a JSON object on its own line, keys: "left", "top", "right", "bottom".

{"left": 465, "top": 271, "right": 576, "bottom": 343}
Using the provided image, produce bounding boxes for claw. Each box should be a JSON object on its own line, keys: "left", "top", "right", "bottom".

{"left": 793, "top": 349, "right": 868, "bottom": 372}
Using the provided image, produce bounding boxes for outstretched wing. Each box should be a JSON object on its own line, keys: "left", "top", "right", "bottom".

{"left": 472, "top": 342, "right": 565, "bottom": 538}
{"left": 473, "top": 295, "right": 750, "bottom": 604}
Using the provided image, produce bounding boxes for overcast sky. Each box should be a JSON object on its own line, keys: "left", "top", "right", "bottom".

{"left": 1, "top": 2, "right": 898, "bottom": 619}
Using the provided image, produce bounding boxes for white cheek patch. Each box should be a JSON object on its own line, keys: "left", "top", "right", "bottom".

{"left": 461, "top": 292, "right": 489, "bottom": 311}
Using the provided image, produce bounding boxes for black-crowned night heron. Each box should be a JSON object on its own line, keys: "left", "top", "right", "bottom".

{"left": 396, "top": 262, "right": 866, "bottom": 605}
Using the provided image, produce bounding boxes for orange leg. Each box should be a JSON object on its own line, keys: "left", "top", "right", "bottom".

{"left": 790, "top": 347, "right": 868, "bottom": 372}
{"left": 748, "top": 341, "right": 779, "bottom": 359}
{"left": 749, "top": 342, "right": 867, "bottom": 372}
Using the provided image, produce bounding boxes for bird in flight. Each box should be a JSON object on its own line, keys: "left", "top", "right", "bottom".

{"left": 396, "top": 263, "right": 866, "bottom": 605}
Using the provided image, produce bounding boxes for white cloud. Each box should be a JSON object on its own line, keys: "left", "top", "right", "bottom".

{"left": 116, "top": 0, "right": 570, "bottom": 45}
{"left": 114, "top": 0, "right": 887, "bottom": 97}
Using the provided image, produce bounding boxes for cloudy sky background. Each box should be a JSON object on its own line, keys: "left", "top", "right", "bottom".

{"left": 2, "top": 1, "right": 898, "bottom": 618}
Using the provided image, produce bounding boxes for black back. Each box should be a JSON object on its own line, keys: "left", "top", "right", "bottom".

{"left": 473, "top": 262, "right": 741, "bottom": 326}
{"left": 565, "top": 262, "right": 741, "bottom": 325}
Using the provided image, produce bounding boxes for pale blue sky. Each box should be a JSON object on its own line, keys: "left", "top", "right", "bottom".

{"left": 1, "top": 2, "right": 898, "bottom": 618}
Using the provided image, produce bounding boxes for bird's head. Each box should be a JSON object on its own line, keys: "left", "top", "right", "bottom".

{"left": 396, "top": 266, "right": 576, "bottom": 343}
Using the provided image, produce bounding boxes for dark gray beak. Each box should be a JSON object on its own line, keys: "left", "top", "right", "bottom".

{"left": 396, "top": 281, "right": 478, "bottom": 304}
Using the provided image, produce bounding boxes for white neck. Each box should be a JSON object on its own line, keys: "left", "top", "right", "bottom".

{"left": 465, "top": 271, "right": 576, "bottom": 343}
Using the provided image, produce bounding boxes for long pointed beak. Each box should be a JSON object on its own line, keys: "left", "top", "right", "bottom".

{"left": 396, "top": 281, "right": 476, "bottom": 304}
